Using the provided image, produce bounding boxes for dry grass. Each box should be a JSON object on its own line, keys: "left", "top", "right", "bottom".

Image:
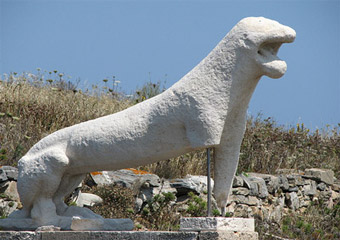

{"left": 0, "top": 71, "right": 131, "bottom": 166}
{"left": 239, "top": 116, "right": 340, "bottom": 178}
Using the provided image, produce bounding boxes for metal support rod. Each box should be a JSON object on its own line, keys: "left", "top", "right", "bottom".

{"left": 207, "top": 148, "right": 212, "bottom": 217}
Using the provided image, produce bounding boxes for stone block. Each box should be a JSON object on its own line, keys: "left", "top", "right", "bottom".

{"left": 276, "top": 169, "right": 302, "bottom": 175}
{"left": 0, "top": 170, "right": 7, "bottom": 182}
{"left": 242, "top": 175, "right": 268, "bottom": 198}
{"left": 230, "top": 195, "right": 259, "bottom": 206}
{"left": 39, "top": 231, "right": 199, "bottom": 240}
{"left": 248, "top": 173, "right": 280, "bottom": 194}
{"left": 90, "top": 169, "right": 161, "bottom": 188}
{"left": 278, "top": 175, "right": 289, "bottom": 191}
{"left": 70, "top": 218, "right": 104, "bottom": 231}
{"left": 199, "top": 231, "right": 258, "bottom": 240}
{"left": 170, "top": 175, "right": 213, "bottom": 196}
{"left": 75, "top": 192, "right": 103, "bottom": 207}
{"left": 287, "top": 174, "right": 305, "bottom": 186}
{"left": 304, "top": 168, "right": 334, "bottom": 185}
{"left": 233, "top": 176, "right": 244, "bottom": 187}
{"left": 0, "top": 231, "right": 40, "bottom": 240}
{"left": 0, "top": 217, "right": 133, "bottom": 231}
{"left": 232, "top": 187, "right": 250, "bottom": 196}
{"left": 0, "top": 166, "right": 18, "bottom": 181}
{"left": 0, "top": 230, "right": 260, "bottom": 240}
{"left": 180, "top": 217, "right": 255, "bottom": 232}
{"left": 285, "top": 192, "right": 299, "bottom": 210}
{"left": 303, "top": 181, "right": 317, "bottom": 196}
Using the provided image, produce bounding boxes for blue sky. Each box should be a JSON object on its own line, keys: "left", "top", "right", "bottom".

{"left": 1, "top": 0, "right": 339, "bottom": 130}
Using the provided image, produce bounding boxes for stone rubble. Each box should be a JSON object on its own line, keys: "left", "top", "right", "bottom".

{"left": 0, "top": 165, "right": 339, "bottom": 227}
{"left": 0, "top": 166, "right": 20, "bottom": 217}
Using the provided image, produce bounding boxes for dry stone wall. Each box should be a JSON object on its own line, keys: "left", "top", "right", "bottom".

{"left": 0, "top": 166, "right": 339, "bottom": 226}
{"left": 226, "top": 169, "right": 339, "bottom": 224}
{"left": 88, "top": 168, "right": 340, "bottom": 224}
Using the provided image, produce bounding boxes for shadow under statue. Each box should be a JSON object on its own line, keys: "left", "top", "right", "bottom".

{"left": 2, "top": 16, "right": 295, "bottom": 230}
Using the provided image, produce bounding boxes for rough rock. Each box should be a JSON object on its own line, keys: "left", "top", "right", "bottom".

{"left": 139, "top": 180, "right": 177, "bottom": 201}
{"left": 285, "top": 192, "right": 299, "bottom": 210}
{"left": 75, "top": 192, "right": 103, "bottom": 207}
{"left": 230, "top": 195, "right": 259, "bottom": 206}
{"left": 234, "top": 204, "right": 254, "bottom": 218}
{"left": 0, "top": 166, "right": 18, "bottom": 181}
{"left": 90, "top": 169, "right": 161, "bottom": 188}
{"left": 331, "top": 190, "right": 340, "bottom": 201}
{"left": 276, "top": 169, "right": 303, "bottom": 175}
{"left": 331, "top": 183, "right": 340, "bottom": 192}
{"left": 317, "top": 182, "right": 327, "bottom": 191}
{"left": 303, "top": 180, "right": 317, "bottom": 196}
{"left": 269, "top": 205, "right": 283, "bottom": 223}
{"left": 278, "top": 175, "right": 289, "bottom": 191}
{"left": 248, "top": 173, "right": 279, "bottom": 194}
{"left": 242, "top": 175, "right": 268, "bottom": 198}
{"left": 0, "top": 198, "right": 18, "bottom": 216}
{"left": 170, "top": 175, "right": 214, "bottom": 196}
{"left": 35, "top": 225, "right": 61, "bottom": 231}
{"left": 232, "top": 187, "right": 250, "bottom": 196}
{"left": 233, "top": 176, "right": 244, "bottom": 187}
{"left": 135, "top": 197, "right": 144, "bottom": 212}
{"left": 4, "top": 181, "right": 20, "bottom": 201}
{"left": 0, "top": 181, "right": 9, "bottom": 192}
{"left": 304, "top": 168, "right": 334, "bottom": 185}
{"left": 0, "top": 170, "right": 7, "bottom": 182}
{"left": 287, "top": 174, "right": 305, "bottom": 187}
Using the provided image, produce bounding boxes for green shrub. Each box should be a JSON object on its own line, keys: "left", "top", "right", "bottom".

{"left": 86, "top": 184, "right": 136, "bottom": 219}
{"left": 258, "top": 199, "right": 340, "bottom": 240}
{"left": 139, "top": 192, "right": 179, "bottom": 231}
{"left": 185, "top": 192, "right": 207, "bottom": 217}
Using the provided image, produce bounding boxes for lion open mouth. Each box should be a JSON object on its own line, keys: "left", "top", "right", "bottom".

{"left": 256, "top": 34, "right": 295, "bottom": 78}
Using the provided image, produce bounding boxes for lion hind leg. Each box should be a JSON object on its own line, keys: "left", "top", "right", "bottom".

{"left": 53, "top": 173, "right": 103, "bottom": 219}
{"left": 16, "top": 150, "right": 69, "bottom": 226}
{"left": 53, "top": 173, "right": 86, "bottom": 216}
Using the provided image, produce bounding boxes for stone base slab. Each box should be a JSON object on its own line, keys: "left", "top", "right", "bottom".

{"left": 180, "top": 217, "right": 255, "bottom": 232}
{"left": 0, "top": 217, "right": 133, "bottom": 231}
{"left": 0, "top": 231, "right": 258, "bottom": 240}
{"left": 200, "top": 231, "right": 258, "bottom": 240}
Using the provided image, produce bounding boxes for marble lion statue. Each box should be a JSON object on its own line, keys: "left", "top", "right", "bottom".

{"left": 10, "top": 17, "right": 295, "bottom": 226}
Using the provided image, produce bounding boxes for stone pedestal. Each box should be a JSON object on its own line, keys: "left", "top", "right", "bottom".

{"left": 0, "top": 231, "right": 258, "bottom": 240}
{"left": 180, "top": 217, "right": 258, "bottom": 240}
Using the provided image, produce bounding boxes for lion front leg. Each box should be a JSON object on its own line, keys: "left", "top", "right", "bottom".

{"left": 213, "top": 117, "right": 246, "bottom": 216}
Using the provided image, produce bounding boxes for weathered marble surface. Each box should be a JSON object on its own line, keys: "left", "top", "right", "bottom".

{"left": 7, "top": 17, "right": 295, "bottom": 228}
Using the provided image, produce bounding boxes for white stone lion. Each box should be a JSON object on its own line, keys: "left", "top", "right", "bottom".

{"left": 10, "top": 17, "right": 295, "bottom": 226}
